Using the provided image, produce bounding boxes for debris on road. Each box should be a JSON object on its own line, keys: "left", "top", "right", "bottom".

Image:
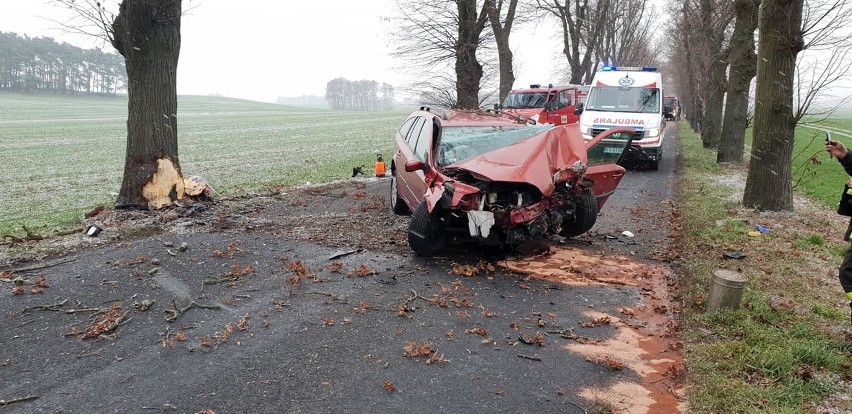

{"left": 85, "top": 224, "right": 103, "bottom": 237}
{"left": 183, "top": 175, "right": 215, "bottom": 200}
{"left": 164, "top": 299, "right": 221, "bottom": 323}
{"left": 69, "top": 303, "right": 130, "bottom": 340}
{"left": 0, "top": 395, "right": 38, "bottom": 407}
{"left": 327, "top": 249, "right": 359, "bottom": 260}
{"left": 21, "top": 299, "right": 68, "bottom": 314}
{"left": 723, "top": 250, "right": 746, "bottom": 260}
{"left": 133, "top": 299, "right": 155, "bottom": 312}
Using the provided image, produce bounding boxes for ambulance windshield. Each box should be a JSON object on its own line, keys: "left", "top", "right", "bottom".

{"left": 586, "top": 86, "right": 660, "bottom": 113}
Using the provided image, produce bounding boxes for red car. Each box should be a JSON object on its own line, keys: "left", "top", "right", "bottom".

{"left": 390, "top": 108, "right": 634, "bottom": 255}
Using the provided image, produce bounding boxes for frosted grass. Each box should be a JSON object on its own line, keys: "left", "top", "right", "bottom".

{"left": 0, "top": 92, "right": 405, "bottom": 236}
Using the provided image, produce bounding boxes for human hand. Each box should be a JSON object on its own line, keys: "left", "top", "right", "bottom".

{"left": 827, "top": 139, "right": 848, "bottom": 159}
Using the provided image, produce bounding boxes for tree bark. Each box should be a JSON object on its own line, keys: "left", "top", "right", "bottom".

{"left": 455, "top": 0, "right": 489, "bottom": 109}
{"left": 697, "top": 0, "right": 731, "bottom": 149}
{"left": 112, "top": 0, "right": 183, "bottom": 209}
{"left": 742, "top": 0, "right": 804, "bottom": 211}
{"left": 717, "top": 0, "right": 760, "bottom": 163}
{"left": 486, "top": 0, "right": 518, "bottom": 104}
{"left": 700, "top": 61, "right": 726, "bottom": 149}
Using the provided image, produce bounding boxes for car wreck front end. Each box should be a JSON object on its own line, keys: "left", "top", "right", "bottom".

{"left": 405, "top": 112, "right": 633, "bottom": 255}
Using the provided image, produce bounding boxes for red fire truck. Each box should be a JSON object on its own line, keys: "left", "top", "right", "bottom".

{"left": 500, "top": 84, "right": 585, "bottom": 125}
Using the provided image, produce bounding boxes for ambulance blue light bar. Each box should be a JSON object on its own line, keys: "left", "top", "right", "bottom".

{"left": 600, "top": 66, "right": 658, "bottom": 72}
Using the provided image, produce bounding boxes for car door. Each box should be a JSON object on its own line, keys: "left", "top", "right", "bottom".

{"left": 583, "top": 127, "right": 635, "bottom": 209}
{"left": 395, "top": 116, "right": 431, "bottom": 209}
{"left": 546, "top": 89, "right": 577, "bottom": 125}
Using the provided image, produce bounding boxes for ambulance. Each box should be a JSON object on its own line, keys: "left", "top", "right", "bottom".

{"left": 576, "top": 66, "right": 666, "bottom": 170}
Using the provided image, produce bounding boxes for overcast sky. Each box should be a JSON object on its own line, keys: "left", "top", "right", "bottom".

{"left": 1, "top": 0, "right": 564, "bottom": 103}
{"left": 5, "top": 1, "right": 848, "bottom": 106}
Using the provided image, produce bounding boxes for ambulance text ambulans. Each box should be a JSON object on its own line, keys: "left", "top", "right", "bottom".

{"left": 576, "top": 66, "right": 666, "bottom": 170}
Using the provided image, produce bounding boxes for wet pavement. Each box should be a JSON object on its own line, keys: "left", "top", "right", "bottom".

{"left": 0, "top": 126, "right": 683, "bottom": 413}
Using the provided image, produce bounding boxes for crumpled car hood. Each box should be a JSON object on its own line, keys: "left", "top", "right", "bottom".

{"left": 449, "top": 125, "right": 586, "bottom": 196}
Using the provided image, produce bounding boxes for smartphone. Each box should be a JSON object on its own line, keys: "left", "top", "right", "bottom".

{"left": 826, "top": 131, "right": 833, "bottom": 146}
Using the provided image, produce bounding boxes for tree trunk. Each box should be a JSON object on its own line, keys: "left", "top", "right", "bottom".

{"left": 486, "top": 0, "right": 518, "bottom": 104}
{"left": 455, "top": 0, "right": 488, "bottom": 109}
{"left": 717, "top": 0, "right": 760, "bottom": 163}
{"left": 696, "top": 0, "right": 729, "bottom": 149}
{"left": 700, "top": 65, "right": 725, "bottom": 149}
{"left": 112, "top": 0, "right": 184, "bottom": 209}
{"left": 742, "top": 0, "right": 804, "bottom": 211}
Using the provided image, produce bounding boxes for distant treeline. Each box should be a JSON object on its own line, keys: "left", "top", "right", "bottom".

{"left": 0, "top": 31, "right": 126, "bottom": 95}
{"left": 325, "top": 77, "right": 395, "bottom": 111}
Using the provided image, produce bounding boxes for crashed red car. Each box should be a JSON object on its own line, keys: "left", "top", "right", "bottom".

{"left": 390, "top": 108, "right": 634, "bottom": 255}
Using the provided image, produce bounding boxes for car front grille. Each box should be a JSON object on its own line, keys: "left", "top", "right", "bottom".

{"left": 592, "top": 128, "right": 643, "bottom": 140}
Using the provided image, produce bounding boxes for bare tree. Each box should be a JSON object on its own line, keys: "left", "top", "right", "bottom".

{"left": 536, "top": 0, "right": 611, "bottom": 84}
{"left": 485, "top": 0, "right": 520, "bottom": 103}
{"left": 793, "top": 0, "right": 852, "bottom": 122}
{"left": 596, "top": 0, "right": 660, "bottom": 67}
{"left": 717, "top": 0, "right": 761, "bottom": 163}
{"left": 390, "top": 0, "right": 491, "bottom": 109}
{"left": 742, "top": 0, "right": 805, "bottom": 211}
{"left": 696, "top": 0, "right": 734, "bottom": 149}
{"left": 54, "top": 0, "right": 184, "bottom": 210}
{"left": 664, "top": 0, "right": 704, "bottom": 130}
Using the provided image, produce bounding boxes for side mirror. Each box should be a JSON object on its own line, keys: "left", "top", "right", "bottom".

{"left": 404, "top": 159, "right": 425, "bottom": 172}
{"left": 573, "top": 102, "right": 584, "bottom": 115}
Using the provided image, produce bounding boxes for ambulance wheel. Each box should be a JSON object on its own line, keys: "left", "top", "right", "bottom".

{"left": 650, "top": 160, "right": 659, "bottom": 171}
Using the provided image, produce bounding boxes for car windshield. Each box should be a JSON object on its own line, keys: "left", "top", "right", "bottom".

{"left": 664, "top": 97, "right": 677, "bottom": 106}
{"left": 502, "top": 92, "right": 547, "bottom": 109}
{"left": 436, "top": 124, "right": 553, "bottom": 166}
{"left": 586, "top": 86, "right": 660, "bottom": 113}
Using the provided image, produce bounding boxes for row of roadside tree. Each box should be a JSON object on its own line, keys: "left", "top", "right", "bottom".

{"left": 0, "top": 31, "right": 126, "bottom": 95}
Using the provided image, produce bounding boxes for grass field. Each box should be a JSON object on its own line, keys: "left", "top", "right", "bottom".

{"left": 791, "top": 114, "right": 852, "bottom": 206}
{"left": 0, "top": 92, "right": 407, "bottom": 238}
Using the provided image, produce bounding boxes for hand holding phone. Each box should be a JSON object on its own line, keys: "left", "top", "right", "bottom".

{"left": 826, "top": 131, "right": 833, "bottom": 146}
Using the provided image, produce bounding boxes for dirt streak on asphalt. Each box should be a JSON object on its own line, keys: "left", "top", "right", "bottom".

{"left": 504, "top": 247, "right": 685, "bottom": 413}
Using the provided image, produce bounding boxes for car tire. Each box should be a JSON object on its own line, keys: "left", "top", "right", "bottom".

{"left": 560, "top": 189, "right": 598, "bottom": 238}
{"left": 408, "top": 202, "right": 447, "bottom": 255}
{"left": 390, "top": 172, "right": 410, "bottom": 215}
{"left": 650, "top": 159, "right": 660, "bottom": 171}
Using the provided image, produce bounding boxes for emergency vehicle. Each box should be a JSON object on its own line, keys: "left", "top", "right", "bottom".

{"left": 501, "top": 84, "right": 584, "bottom": 125}
{"left": 576, "top": 66, "right": 666, "bottom": 170}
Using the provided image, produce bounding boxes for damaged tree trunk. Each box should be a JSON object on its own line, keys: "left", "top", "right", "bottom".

{"left": 112, "top": 0, "right": 184, "bottom": 209}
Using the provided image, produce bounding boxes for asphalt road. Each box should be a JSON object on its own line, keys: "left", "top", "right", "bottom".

{"left": 0, "top": 125, "right": 682, "bottom": 414}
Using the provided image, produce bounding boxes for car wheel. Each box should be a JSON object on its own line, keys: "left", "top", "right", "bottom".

{"left": 390, "top": 172, "right": 410, "bottom": 215}
{"left": 650, "top": 159, "right": 660, "bottom": 171}
{"left": 560, "top": 189, "right": 598, "bottom": 238}
{"left": 407, "top": 202, "right": 448, "bottom": 255}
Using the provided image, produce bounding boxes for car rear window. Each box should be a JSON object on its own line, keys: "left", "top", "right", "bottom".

{"left": 437, "top": 124, "right": 553, "bottom": 166}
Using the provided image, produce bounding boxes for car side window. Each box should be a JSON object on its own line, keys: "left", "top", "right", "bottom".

{"left": 566, "top": 90, "right": 575, "bottom": 106}
{"left": 398, "top": 117, "right": 417, "bottom": 140}
{"left": 413, "top": 118, "right": 432, "bottom": 161}
{"left": 406, "top": 118, "right": 426, "bottom": 149}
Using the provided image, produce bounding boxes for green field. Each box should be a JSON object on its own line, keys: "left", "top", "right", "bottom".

{"left": 792, "top": 114, "right": 852, "bottom": 206}
{"left": 0, "top": 92, "right": 407, "bottom": 237}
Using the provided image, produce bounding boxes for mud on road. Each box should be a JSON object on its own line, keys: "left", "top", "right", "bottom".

{"left": 1, "top": 136, "right": 683, "bottom": 414}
